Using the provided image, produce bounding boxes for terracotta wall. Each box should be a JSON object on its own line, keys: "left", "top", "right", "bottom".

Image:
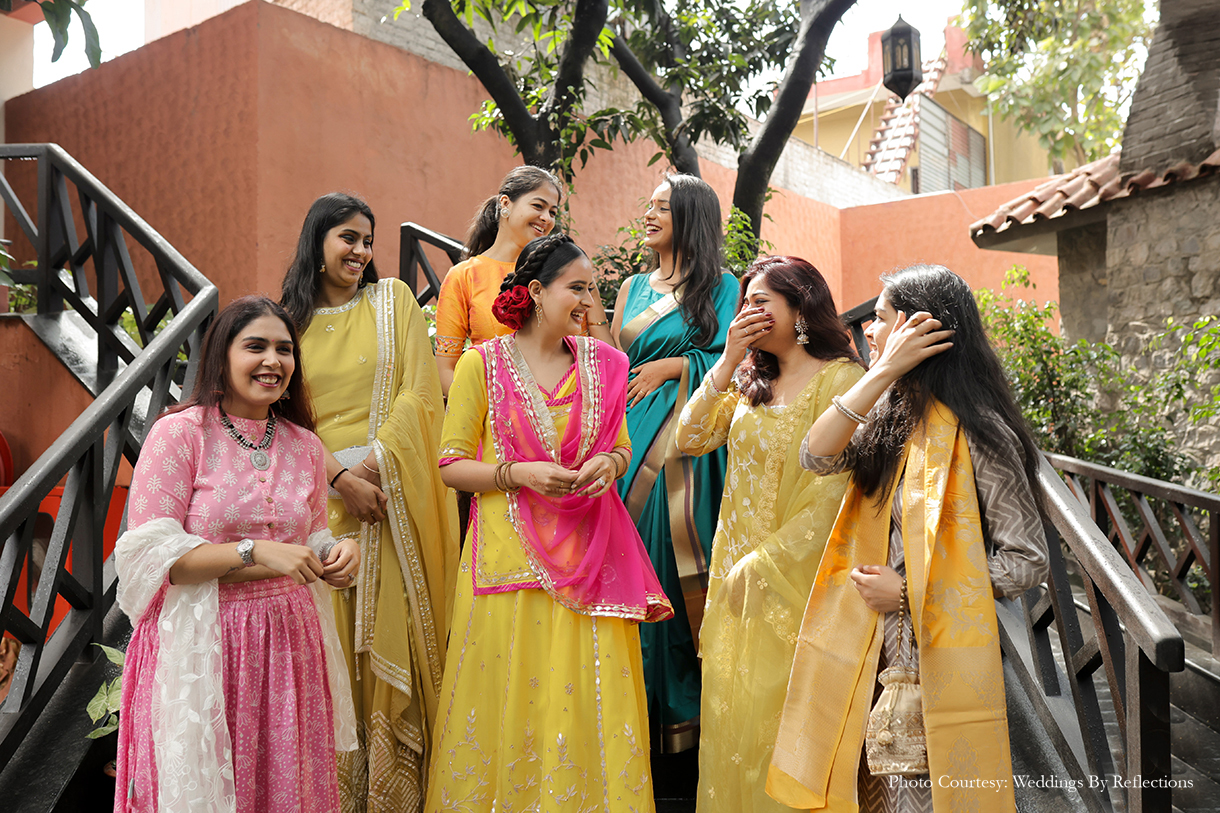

{"left": 3, "top": 0, "right": 1056, "bottom": 477}
{"left": 838, "top": 181, "right": 1060, "bottom": 310}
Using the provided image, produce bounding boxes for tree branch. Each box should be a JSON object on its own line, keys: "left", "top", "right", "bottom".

{"left": 547, "top": 0, "right": 609, "bottom": 128}
{"left": 734, "top": 0, "right": 857, "bottom": 234}
{"left": 421, "top": 0, "right": 541, "bottom": 160}
{"left": 609, "top": 35, "right": 700, "bottom": 176}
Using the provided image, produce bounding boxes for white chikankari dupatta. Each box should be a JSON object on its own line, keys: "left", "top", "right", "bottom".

{"left": 116, "top": 518, "right": 357, "bottom": 813}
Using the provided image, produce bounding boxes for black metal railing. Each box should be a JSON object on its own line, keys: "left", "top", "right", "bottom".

{"left": 400, "top": 222, "right": 462, "bottom": 306}
{"left": 1049, "top": 453, "right": 1218, "bottom": 655}
{"left": 0, "top": 144, "right": 217, "bottom": 765}
{"left": 840, "top": 295, "right": 877, "bottom": 362}
{"left": 1000, "top": 459, "right": 1186, "bottom": 812}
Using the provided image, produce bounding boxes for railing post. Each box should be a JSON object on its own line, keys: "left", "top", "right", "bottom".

{"left": 1212, "top": 517, "right": 1219, "bottom": 655}
{"left": 1124, "top": 642, "right": 1173, "bottom": 812}
{"left": 34, "top": 156, "right": 62, "bottom": 316}
{"left": 400, "top": 229, "right": 417, "bottom": 293}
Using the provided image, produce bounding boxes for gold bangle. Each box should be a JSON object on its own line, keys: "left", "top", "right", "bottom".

{"left": 587, "top": 319, "right": 608, "bottom": 326}
{"left": 503, "top": 461, "right": 520, "bottom": 493}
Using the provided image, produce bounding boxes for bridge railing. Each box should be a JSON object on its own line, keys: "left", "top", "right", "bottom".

{"left": 0, "top": 144, "right": 217, "bottom": 766}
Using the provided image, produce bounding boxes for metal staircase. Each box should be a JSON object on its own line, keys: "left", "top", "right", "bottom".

{"left": 0, "top": 144, "right": 217, "bottom": 809}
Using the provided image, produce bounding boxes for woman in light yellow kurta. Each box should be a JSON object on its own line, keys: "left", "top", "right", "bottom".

{"left": 426, "top": 234, "right": 671, "bottom": 812}
{"left": 281, "top": 193, "right": 460, "bottom": 813}
{"left": 675, "top": 256, "right": 864, "bottom": 813}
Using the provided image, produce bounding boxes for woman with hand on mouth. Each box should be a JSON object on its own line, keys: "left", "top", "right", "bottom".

{"left": 608, "top": 173, "right": 739, "bottom": 756}
{"left": 114, "top": 296, "right": 358, "bottom": 812}
{"left": 425, "top": 233, "right": 672, "bottom": 812}
{"left": 676, "top": 256, "right": 865, "bottom": 812}
{"left": 280, "top": 193, "right": 459, "bottom": 813}
{"left": 435, "top": 167, "right": 614, "bottom": 397}
{"left": 769, "top": 265, "right": 1048, "bottom": 813}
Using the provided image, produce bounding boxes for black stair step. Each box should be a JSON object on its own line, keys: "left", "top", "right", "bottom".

{"left": 1170, "top": 755, "right": 1220, "bottom": 812}
{"left": 1171, "top": 642, "right": 1220, "bottom": 732}
{"left": 1172, "top": 704, "right": 1220, "bottom": 783}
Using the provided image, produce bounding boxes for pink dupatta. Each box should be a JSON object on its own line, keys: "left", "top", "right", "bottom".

{"left": 473, "top": 334, "right": 673, "bottom": 623}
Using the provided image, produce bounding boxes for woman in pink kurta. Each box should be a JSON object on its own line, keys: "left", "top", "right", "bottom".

{"left": 114, "top": 297, "right": 358, "bottom": 813}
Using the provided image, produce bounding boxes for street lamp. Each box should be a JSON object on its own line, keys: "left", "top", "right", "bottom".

{"left": 881, "top": 16, "right": 922, "bottom": 100}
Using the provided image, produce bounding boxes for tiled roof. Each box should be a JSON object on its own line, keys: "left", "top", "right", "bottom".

{"left": 864, "top": 56, "right": 947, "bottom": 184}
{"left": 969, "top": 148, "right": 1220, "bottom": 243}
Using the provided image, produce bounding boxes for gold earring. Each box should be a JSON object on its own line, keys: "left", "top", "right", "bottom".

{"left": 535, "top": 299, "right": 543, "bottom": 327}
{"left": 318, "top": 263, "right": 325, "bottom": 275}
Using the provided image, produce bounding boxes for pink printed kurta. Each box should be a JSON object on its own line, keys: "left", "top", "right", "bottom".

{"left": 115, "top": 406, "right": 340, "bottom": 812}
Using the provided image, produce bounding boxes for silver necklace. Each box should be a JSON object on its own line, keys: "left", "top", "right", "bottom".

{"left": 219, "top": 408, "right": 277, "bottom": 471}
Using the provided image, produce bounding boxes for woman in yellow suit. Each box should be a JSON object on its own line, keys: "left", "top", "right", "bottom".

{"left": 426, "top": 234, "right": 672, "bottom": 812}
{"left": 281, "top": 193, "right": 459, "bottom": 813}
{"left": 676, "top": 256, "right": 864, "bottom": 812}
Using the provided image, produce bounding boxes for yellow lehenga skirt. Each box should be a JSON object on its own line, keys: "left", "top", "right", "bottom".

{"left": 425, "top": 350, "right": 655, "bottom": 813}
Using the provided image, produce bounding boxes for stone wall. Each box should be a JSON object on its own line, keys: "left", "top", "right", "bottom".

{"left": 1105, "top": 174, "right": 1220, "bottom": 471}
{"left": 1057, "top": 222, "right": 1108, "bottom": 343}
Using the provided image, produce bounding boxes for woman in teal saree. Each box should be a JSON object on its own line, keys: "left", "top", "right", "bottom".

{"left": 609, "top": 174, "right": 739, "bottom": 753}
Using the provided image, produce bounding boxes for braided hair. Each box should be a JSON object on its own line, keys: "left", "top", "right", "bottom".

{"left": 492, "top": 233, "right": 588, "bottom": 330}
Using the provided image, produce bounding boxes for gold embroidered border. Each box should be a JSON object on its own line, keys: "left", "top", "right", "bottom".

{"left": 618, "top": 277, "right": 682, "bottom": 353}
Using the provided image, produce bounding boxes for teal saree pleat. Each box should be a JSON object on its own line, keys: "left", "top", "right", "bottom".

{"left": 616, "top": 271, "right": 738, "bottom": 752}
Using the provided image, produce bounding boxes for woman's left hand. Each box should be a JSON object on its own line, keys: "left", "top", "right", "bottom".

{"left": 322, "top": 537, "right": 361, "bottom": 588}
{"left": 849, "top": 564, "right": 903, "bottom": 613}
{"left": 569, "top": 454, "right": 618, "bottom": 498}
{"left": 627, "top": 358, "right": 682, "bottom": 407}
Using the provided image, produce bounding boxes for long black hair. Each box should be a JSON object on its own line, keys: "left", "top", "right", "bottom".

{"left": 465, "top": 166, "right": 563, "bottom": 259}
{"left": 652, "top": 174, "right": 724, "bottom": 347}
{"left": 734, "top": 256, "right": 863, "bottom": 407}
{"left": 165, "top": 296, "right": 315, "bottom": 431}
{"left": 280, "top": 193, "right": 379, "bottom": 332}
{"left": 846, "top": 264, "right": 1043, "bottom": 506}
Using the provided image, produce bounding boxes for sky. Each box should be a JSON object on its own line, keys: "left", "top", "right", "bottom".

{"left": 820, "top": 0, "right": 964, "bottom": 80}
{"left": 33, "top": 0, "right": 145, "bottom": 88}
{"left": 34, "top": 0, "right": 965, "bottom": 88}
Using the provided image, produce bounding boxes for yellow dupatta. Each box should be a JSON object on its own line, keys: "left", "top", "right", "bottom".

{"left": 768, "top": 400, "right": 1015, "bottom": 813}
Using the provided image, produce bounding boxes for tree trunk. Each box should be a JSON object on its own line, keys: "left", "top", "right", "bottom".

{"left": 733, "top": 0, "right": 857, "bottom": 236}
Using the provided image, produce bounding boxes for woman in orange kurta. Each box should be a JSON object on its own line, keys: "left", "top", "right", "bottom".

{"left": 434, "top": 168, "right": 609, "bottom": 397}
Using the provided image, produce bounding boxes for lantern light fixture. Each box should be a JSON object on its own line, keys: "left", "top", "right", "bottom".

{"left": 881, "top": 16, "right": 923, "bottom": 100}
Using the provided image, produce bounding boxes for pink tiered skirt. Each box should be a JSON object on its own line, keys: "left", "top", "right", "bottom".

{"left": 114, "top": 576, "right": 340, "bottom": 812}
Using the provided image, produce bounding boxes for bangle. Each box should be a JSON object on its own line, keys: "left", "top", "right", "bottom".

{"left": 587, "top": 319, "right": 608, "bottom": 326}
{"left": 832, "top": 395, "right": 869, "bottom": 425}
{"left": 504, "top": 462, "right": 519, "bottom": 493}
{"left": 330, "top": 468, "right": 349, "bottom": 488}
{"left": 360, "top": 460, "right": 379, "bottom": 475}
{"left": 594, "top": 452, "right": 621, "bottom": 480}
{"left": 610, "top": 449, "right": 629, "bottom": 478}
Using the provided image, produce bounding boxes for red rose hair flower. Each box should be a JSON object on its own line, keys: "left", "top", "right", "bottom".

{"left": 492, "top": 284, "right": 535, "bottom": 330}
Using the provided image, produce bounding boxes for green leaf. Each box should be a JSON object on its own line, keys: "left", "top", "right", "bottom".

{"left": 95, "top": 643, "right": 126, "bottom": 666}
{"left": 391, "top": 0, "right": 411, "bottom": 21}
{"left": 86, "top": 681, "right": 110, "bottom": 723}
{"left": 86, "top": 717, "right": 118, "bottom": 739}
{"left": 68, "top": 0, "right": 101, "bottom": 69}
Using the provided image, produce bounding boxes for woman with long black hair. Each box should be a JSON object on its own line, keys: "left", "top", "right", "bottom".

{"left": 609, "top": 174, "right": 739, "bottom": 754}
{"left": 281, "top": 193, "right": 458, "bottom": 812}
{"left": 769, "top": 264, "right": 1048, "bottom": 813}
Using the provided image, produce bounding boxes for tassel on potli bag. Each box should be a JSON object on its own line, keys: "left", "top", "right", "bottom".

{"left": 865, "top": 592, "right": 928, "bottom": 776}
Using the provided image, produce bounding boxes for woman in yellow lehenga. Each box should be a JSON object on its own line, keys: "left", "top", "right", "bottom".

{"left": 281, "top": 193, "right": 460, "bottom": 813}
{"left": 425, "top": 234, "right": 672, "bottom": 812}
{"left": 676, "top": 257, "right": 864, "bottom": 812}
{"left": 768, "top": 264, "right": 1048, "bottom": 813}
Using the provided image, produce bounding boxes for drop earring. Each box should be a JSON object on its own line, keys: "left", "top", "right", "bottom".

{"left": 535, "top": 299, "right": 543, "bottom": 328}
{"left": 318, "top": 263, "right": 326, "bottom": 275}
{"left": 795, "top": 316, "right": 809, "bottom": 345}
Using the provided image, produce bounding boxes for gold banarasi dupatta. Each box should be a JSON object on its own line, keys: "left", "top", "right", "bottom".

{"left": 768, "top": 401, "right": 1015, "bottom": 813}
{"left": 350, "top": 280, "right": 460, "bottom": 806}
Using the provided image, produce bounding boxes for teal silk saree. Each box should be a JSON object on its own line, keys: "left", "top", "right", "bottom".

{"left": 616, "top": 271, "right": 738, "bottom": 752}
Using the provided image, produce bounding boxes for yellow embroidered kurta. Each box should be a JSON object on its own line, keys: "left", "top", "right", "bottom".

{"left": 676, "top": 360, "right": 863, "bottom": 813}
{"left": 434, "top": 255, "right": 515, "bottom": 358}
{"left": 425, "top": 350, "right": 655, "bottom": 813}
{"left": 302, "top": 279, "right": 459, "bottom": 813}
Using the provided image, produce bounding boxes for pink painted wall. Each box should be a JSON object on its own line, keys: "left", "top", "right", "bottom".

{"left": 3, "top": 1, "right": 1056, "bottom": 477}
{"left": 839, "top": 181, "right": 1060, "bottom": 310}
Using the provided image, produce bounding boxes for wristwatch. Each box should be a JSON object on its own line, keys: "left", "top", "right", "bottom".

{"left": 236, "top": 538, "right": 256, "bottom": 568}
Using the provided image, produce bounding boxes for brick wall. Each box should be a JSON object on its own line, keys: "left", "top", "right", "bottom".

{"left": 1119, "top": 0, "right": 1220, "bottom": 174}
